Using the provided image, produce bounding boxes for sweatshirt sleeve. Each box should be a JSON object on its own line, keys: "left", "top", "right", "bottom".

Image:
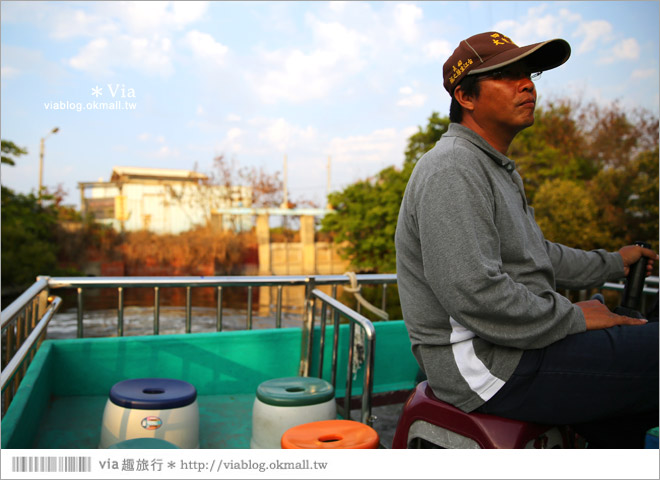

{"left": 543, "top": 240, "right": 625, "bottom": 289}
{"left": 415, "top": 161, "right": 586, "bottom": 350}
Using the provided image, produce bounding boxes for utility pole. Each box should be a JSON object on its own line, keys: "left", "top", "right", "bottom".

{"left": 38, "top": 127, "right": 59, "bottom": 204}
{"left": 326, "top": 155, "right": 331, "bottom": 207}
{"left": 281, "top": 154, "right": 288, "bottom": 209}
{"left": 281, "top": 154, "right": 289, "bottom": 274}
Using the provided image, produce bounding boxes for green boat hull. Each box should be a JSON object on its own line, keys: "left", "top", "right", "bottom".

{"left": 2, "top": 321, "right": 418, "bottom": 449}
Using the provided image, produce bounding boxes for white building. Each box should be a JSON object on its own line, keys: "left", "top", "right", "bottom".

{"left": 79, "top": 167, "right": 253, "bottom": 234}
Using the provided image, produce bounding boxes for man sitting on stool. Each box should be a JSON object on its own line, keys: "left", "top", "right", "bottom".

{"left": 395, "top": 31, "right": 658, "bottom": 448}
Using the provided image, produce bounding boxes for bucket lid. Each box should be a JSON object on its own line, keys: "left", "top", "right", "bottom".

{"left": 109, "top": 378, "right": 197, "bottom": 410}
{"left": 256, "top": 377, "right": 334, "bottom": 407}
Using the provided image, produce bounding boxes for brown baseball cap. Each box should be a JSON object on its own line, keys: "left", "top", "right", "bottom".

{"left": 443, "top": 32, "right": 571, "bottom": 95}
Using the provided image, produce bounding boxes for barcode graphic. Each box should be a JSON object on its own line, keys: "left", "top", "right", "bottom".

{"left": 12, "top": 456, "right": 92, "bottom": 473}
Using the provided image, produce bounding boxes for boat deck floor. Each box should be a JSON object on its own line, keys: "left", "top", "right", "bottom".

{"left": 32, "top": 394, "right": 405, "bottom": 449}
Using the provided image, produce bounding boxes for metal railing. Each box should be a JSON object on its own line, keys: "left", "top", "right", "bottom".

{"left": 1, "top": 278, "right": 63, "bottom": 416}
{"left": 567, "top": 276, "right": 658, "bottom": 312}
{"left": 304, "top": 288, "right": 376, "bottom": 425}
{"left": 1, "top": 274, "right": 396, "bottom": 419}
{"left": 602, "top": 276, "right": 658, "bottom": 293}
{"left": 1, "top": 273, "right": 657, "bottom": 419}
{"left": 44, "top": 274, "right": 396, "bottom": 337}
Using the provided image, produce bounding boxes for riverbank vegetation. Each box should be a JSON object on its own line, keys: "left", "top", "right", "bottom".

{"left": 2, "top": 97, "right": 657, "bottom": 302}
{"left": 1, "top": 148, "right": 312, "bottom": 305}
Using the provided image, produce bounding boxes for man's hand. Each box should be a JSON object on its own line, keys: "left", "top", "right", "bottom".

{"left": 577, "top": 299, "right": 648, "bottom": 330}
{"left": 618, "top": 245, "right": 658, "bottom": 277}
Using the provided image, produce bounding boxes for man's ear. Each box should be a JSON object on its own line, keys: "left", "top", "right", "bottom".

{"left": 454, "top": 85, "right": 475, "bottom": 113}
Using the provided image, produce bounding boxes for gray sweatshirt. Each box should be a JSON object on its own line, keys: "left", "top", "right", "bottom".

{"left": 395, "top": 123, "right": 624, "bottom": 413}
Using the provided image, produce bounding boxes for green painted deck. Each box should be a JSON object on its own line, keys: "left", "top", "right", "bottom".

{"left": 2, "top": 321, "right": 418, "bottom": 449}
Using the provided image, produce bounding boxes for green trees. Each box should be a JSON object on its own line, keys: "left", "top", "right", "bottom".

{"left": 1, "top": 140, "right": 27, "bottom": 166}
{"left": 588, "top": 146, "right": 659, "bottom": 250}
{"left": 533, "top": 178, "right": 606, "bottom": 249}
{"left": 323, "top": 100, "right": 659, "bottom": 272}
{"left": 320, "top": 112, "right": 449, "bottom": 272}
{"left": 1, "top": 141, "right": 61, "bottom": 296}
{"left": 1, "top": 187, "right": 60, "bottom": 293}
{"left": 404, "top": 112, "right": 450, "bottom": 165}
{"left": 511, "top": 99, "right": 659, "bottom": 251}
{"left": 1, "top": 141, "right": 85, "bottom": 300}
{"left": 322, "top": 164, "right": 413, "bottom": 272}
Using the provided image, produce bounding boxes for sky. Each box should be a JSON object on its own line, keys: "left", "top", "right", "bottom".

{"left": 1, "top": 1, "right": 659, "bottom": 209}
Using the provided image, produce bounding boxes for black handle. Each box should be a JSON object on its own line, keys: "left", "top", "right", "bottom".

{"left": 619, "top": 241, "right": 651, "bottom": 313}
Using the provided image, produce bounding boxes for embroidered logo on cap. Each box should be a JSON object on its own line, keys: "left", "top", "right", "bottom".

{"left": 490, "top": 33, "right": 515, "bottom": 46}
{"left": 449, "top": 58, "right": 474, "bottom": 86}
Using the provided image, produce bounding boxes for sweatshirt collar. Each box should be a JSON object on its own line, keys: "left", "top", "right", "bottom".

{"left": 445, "top": 123, "right": 516, "bottom": 173}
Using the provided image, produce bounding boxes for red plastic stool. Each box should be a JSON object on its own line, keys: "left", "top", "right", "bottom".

{"left": 281, "top": 420, "right": 379, "bottom": 449}
{"left": 392, "top": 381, "right": 566, "bottom": 449}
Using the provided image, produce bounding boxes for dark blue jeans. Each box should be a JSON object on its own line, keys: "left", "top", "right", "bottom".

{"left": 477, "top": 322, "right": 659, "bottom": 448}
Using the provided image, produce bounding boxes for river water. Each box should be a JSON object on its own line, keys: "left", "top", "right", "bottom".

{"left": 45, "top": 286, "right": 309, "bottom": 339}
{"left": 45, "top": 305, "right": 308, "bottom": 339}
{"left": 43, "top": 283, "right": 395, "bottom": 339}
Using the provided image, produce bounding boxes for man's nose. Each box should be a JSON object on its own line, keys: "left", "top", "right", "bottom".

{"left": 519, "top": 76, "right": 535, "bottom": 92}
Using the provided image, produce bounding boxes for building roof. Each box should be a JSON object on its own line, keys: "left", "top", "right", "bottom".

{"left": 110, "top": 166, "right": 208, "bottom": 182}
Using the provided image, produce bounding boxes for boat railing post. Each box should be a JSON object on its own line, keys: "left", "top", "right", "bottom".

{"left": 153, "top": 287, "right": 160, "bottom": 335}
{"left": 77, "top": 287, "right": 84, "bottom": 338}
{"left": 344, "top": 321, "right": 355, "bottom": 421}
{"left": 117, "top": 287, "right": 124, "bottom": 337}
{"left": 330, "top": 283, "right": 338, "bottom": 329}
{"left": 4, "top": 325, "right": 16, "bottom": 415}
{"left": 4, "top": 320, "right": 15, "bottom": 367}
{"left": 361, "top": 323, "right": 376, "bottom": 426}
{"left": 275, "top": 285, "right": 283, "bottom": 328}
{"left": 308, "top": 277, "right": 317, "bottom": 376}
{"left": 185, "top": 286, "right": 192, "bottom": 333}
{"left": 30, "top": 289, "right": 43, "bottom": 348}
{"left": 16, "top": 311, "right": 25, "bottom": 357}
{"left": 331, "top": 306, "right": 340, "bottom": 388}
{"left": 299, "top": 276, "right": 316, "bottom": 377}
{"left": 318, "top": 299, "right": 328, "bottom": 378}
{"left": 17, "top": 311, "right": 27, "bottom": 394}
{"left": 36, "top": 280, "right": 49, "bottom": 332}
{"left": 216, "top": 286, "right": 223, "bottom": 332}
{"left": 1, "top": 295, "right": 62, "bottom": 418}
{"left": 247, "top": 286, "right": 253, "bottom": 330}
{"left": 28, "top": 297, "right": 36, "bottom": 336}
{"left": 28, "top": 298, "right": 38, "bottom": 364}
{"left": 310, "top": 288, "right": 377, "bottom": 426}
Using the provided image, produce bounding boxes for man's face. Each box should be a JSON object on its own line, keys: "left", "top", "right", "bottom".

{"left": 469, "top": 65, "right": 538, "bottom": 137}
